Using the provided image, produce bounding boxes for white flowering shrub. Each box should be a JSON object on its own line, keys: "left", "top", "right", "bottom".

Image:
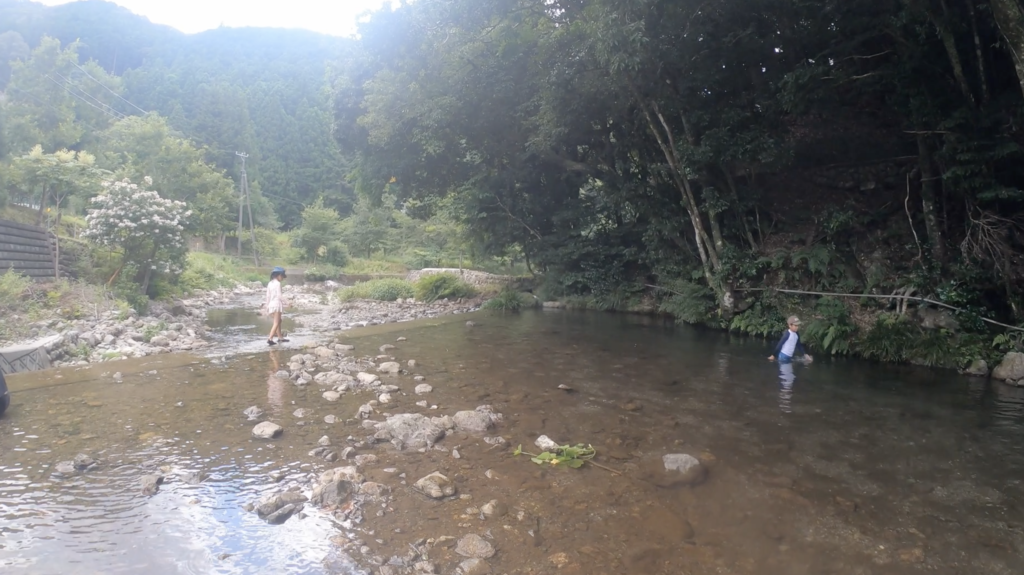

{"left": 83, "top": 178, "right": 191, "bottom": 291}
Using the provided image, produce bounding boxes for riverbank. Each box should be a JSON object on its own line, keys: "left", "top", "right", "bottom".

{"left": 0, "top": 280, "right": 485, "bottom": 373}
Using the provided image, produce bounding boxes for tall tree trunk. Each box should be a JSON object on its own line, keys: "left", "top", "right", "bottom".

{"left": 991, "top": 0, "right": 1024, "bottom": 101}
{"left": 36, "top": 184, "right": 49, "bottom": 226}
{"left": 916, "top": 135, "right": 947, "bottom": 262}
{"left": 724, "top": 169, "right": 758, "bottom": 251}
{"left": 708, "top": 212, "right": 725, "bottom": 255}
{"left": 966, "top": 0, "right": 991, "bottom": 104}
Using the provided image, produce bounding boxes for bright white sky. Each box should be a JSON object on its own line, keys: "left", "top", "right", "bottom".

{"left": 33, "top": 0, "right": 395, "bottom": 37}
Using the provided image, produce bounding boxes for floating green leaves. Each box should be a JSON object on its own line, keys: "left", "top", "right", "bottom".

{"left": 513, "top": 443, "right": 596, "bottom": 469}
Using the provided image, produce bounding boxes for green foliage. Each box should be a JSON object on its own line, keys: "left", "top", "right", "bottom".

{"left": 343, "top": 258, "right": 408, "bottom": 275}
{"left": 911, "top": 329, "right": 956, "bottom": 368}
{"left": 513, "top": 443, "right": 596, "bottom": 470}
{"left": 305, "top": 265, "right": 340, "bottom": 282}
{"left": 337, "top": 278, "right": 414, "bottom": 302}
{"left": 414, "top": 273, "right": 476, "bottom": 303}
{"left": 0, "top": 269, "right": 32, "bottom": 320}
{"left": 858, "top": 314, "right": 918, "bottom": 364}
{"left": 293, "top": 198, "right": 348, "bottom": 265}
{"left": 730, "top": 297, "right": 788, "bottom": 338}
{"left": 141, "top": 321, "right": 167, "bottom": 344}
{"left": 802, "top": 297, "right": 858, "bottom": 356}
{"left": 657, "top": 281, "right": 717, "bottom": 325}
{"left": 483, "top": 287, "right": 533, "bottom": 312}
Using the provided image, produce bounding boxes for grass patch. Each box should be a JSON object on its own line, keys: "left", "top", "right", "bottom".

{"left": 337, "top": 278, "right": 415, "bottom": 302}
{"left": 483, "top": 287, "right": 534, "bottom": 312}
{"left": 179, "top": 252, "right": 266, "bottom": 292}
{"left": 343, "top": 258, "right": 409, "bottom": 275}
{"left": 414, "top": 273, "right": 476, "bottom": 303}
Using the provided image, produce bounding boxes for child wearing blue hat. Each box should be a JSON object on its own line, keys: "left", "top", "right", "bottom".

{"left": 265, "top": 267, "right": 289, "bottom": 345}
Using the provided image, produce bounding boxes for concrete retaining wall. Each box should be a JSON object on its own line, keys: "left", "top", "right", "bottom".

{"left": 0, "top": 219, "right": 58, "bottom": 280}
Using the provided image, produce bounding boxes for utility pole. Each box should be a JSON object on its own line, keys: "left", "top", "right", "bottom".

{"left": 236, "top": 152, "right": 259, "bottom": 266}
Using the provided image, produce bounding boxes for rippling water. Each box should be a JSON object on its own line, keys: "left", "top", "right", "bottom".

{"left": 2, "top": 310, "right": 1023, "bottom": 574}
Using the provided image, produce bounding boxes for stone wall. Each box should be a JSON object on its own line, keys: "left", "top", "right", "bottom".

{"left": 0, "top": 219, "right": 58, "bottom": 280}
{"left": 406, "top": 268, "right": 511, "bottom": 288}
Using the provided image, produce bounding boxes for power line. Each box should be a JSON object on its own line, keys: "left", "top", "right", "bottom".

{"left": 71, "top": 61, "right": 148, "bottom": 115}
{"left": 6, "top": 85, "right": 106, "bottom": 135}
{"left": 53, "top": 71, "right": 128, "bottom": 121}
{"left": 43, "top": 74, "right": 124, "bottom": 121}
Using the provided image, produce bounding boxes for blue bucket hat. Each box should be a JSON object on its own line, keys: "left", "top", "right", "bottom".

{"left": 271, "top": 266, "right": 286, "bottom": 280}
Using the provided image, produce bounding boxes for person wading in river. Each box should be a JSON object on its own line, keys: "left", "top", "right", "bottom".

{"left": 768, "top": 315, "right": 813, "bottom": 364}
{"left": 263, "top": 267, "right": 290, "bottom": 346}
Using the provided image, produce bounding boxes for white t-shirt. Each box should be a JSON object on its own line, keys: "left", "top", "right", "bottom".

{"left": 780, "top": 330, "right": 799, "bottom": 357}
{"left": 265, "top": 279, "right": 283, "bottom": 313}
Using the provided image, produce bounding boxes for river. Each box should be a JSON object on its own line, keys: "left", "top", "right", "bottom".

{"left": 1, "top": 309, "right": 1023, "bottom": 574}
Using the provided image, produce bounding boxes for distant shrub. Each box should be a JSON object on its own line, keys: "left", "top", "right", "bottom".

{"left": 658, "top": 281, "right": 717, "bottom": 325}
{"left": 483, "top": 287, "right": 534, "bottom": 312}
{"left": 802, "top": 297, "right": 858, "bottom": 356}
{"left": 414, "top": 273, "right": 476, "bottom": 303}
{"left": 858, "top": 313, "right": 917, "bottom": 363}
{"left": 0, "top": 269, "right": 32, "bottom": 313}
{"left": 305, "top": 265, "right": 340, "bottom": 282}
{"left": 337, "top": 278, "right": 415, "bottom": 302}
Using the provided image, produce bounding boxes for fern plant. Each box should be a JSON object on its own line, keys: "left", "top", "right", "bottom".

{"left": 803, "top": 297, "right": 857, "bottom": 356}
{"left": 858, "top": 314, "right": 917, "bottom": 363}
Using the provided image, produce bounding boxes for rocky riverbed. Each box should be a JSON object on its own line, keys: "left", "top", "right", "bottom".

{"left": 3, "top": 281, "right": 483, "bottom": 371}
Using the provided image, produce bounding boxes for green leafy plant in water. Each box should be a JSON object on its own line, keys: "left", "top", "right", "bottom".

{"left": 513, "top": 443, "right": 596, "bottom": 469}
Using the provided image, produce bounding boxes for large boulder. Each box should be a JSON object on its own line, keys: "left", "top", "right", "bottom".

{"left": 963, "top": 359, "right": 989, "bottom": 377}
{"left": 374, "top": 414, "right": 446, "bottom": 449}
{"left": 993, "top": 352, "right": 1024, "bottom": 382}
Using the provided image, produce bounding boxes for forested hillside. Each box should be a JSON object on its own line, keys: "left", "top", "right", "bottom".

{"left": 329, "top": 0, "right": 1024, "bottom": 366}
{"left": 0, "top": 0, "right": 352, "bottom": 228}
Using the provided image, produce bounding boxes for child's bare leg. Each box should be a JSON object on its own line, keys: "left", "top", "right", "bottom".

{"left": 268, "top": 314, "right": 281, "bottom": 342}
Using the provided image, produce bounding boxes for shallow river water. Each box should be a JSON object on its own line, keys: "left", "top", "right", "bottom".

{"left": 2, "top": 310, "right": 1023, "bottom": 575}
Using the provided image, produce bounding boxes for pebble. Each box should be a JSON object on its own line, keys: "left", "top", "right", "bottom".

{"left": 252, "top": 421, "right": 283, "bottom": 439}
{"left": 318, "top": 436, "right": 331, "bottom": 447}
{"left": 458, "top": 558, "right": 491, "bottom": 575}
{"left": 415, "top": 384, "right": 433, "bottom": 395}
{"left": 324, "top": 415, "right": 338, "bottom": 424}
{"left": 455, "top": 534, "right": 495, "bottom": 559}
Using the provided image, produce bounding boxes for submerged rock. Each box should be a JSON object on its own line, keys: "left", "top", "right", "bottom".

{"left": 255, "top": 491, "right": 308, "bottom": 518}
{"left": 962, "top": 359, "right": 989, "bottom": 377}
{"left": 323, "top": 390, "right": 342, "bottom": 402}
{"left": 453, "top": 407, "right": 501, "bottom": 433}
{"left": 455, "top": 534, "right": 495, "bottom": 559}
{"left": 458, "top": 558, "right": 492, "bottom": 575}
{"left": 252, "top": 421, "right": 283, "bottom": 439}
{"left": 375, "top": 414, "right": 447, "bottom": 449}
{"left": 413, "top": 472, "right": 456, "bottom": 499}
{"left": 73, "top": 453, "right": 95, "bottom": 470}
{"left": 660, "top": 454, "right": 707, "bottom": 486}
{"left": 311, "top": 480, "right": 355, "bottom": 509}
{"left": 378, "top": 361, "right": 401, "bottom": 374}
{"left": 415, "top": 384, "right": 433, "bottom": 395}
{"left": 140, "top": 475, "right": 164, "bottom": 495}
{"left": 243, "top": 406, "right": 264, "bottom": 420}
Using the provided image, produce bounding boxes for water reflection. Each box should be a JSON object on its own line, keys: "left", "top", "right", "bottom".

{"left": 777, "top": 360, "right": 795, "bottom": 413}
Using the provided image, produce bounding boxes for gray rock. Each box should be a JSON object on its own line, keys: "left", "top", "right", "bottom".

{"left": 916, "top": 307, "right": 960, "bottom": 331}
{"left": 318, "top": 435, "right": 332, "bottom": 446}
{"left": 481, "top": 499, "right": 507, "bottom": 518}
{"left": 310, "top": 480, "right": 355, "bottom": 509}
{"left": 140, "top": 475, "right": 164, "bottom": 495}
{"left": 322, "top": 391, "right": 342, "bottom": 402}
{"left": 319, "top": 466, "right": 365, "bottom": 485}
{"left": 993, "top": 352, "right": 1024, "bottom": 381}
{"left": 534, "top": 435, "right": 559, "bottom": 451}
{"left": 963, "top": 359, "right": 989, "bottom": 377}
{"left": 455, "top": 534, "right": 495, "bottom": 559}
{"left": 265, "top": 503, "right": 301, "bottom": 524}
{"left": 243, "top": 406, "right": 264, "bottom": 420}
{"left": 324, "top": 415, "right": 338, "bottom": 424}
{"left": 357, "top": 372, "right": 379, "bottom": 385}
{"left": 378, "top": 393, "right": 393, "bottom": 404}
{"left": 375, "top": 414, "right": 446, "bottom": 449}
{"left": 413, "top": 472, "right": 456, "bottom": 499}
{"left": 255, "top": 491, "right": 308, "bottom": 517}
{"left": 354, "top": 454, "right": 378, "bottom": 467}
{"left": 453, "top": 410, "right": 493, "bottom": 433}
{"left": 415, "top": 384, "right": 433, "bottom": 395}
{"left": 378, "top": 361, "right": 401, "bottom": 374}
{"left": 73, "top": 453, "right": 95, "bottom": 470}
{"left": 55, "top": 461, "right": 76, "bottom": 474}
{"left": 408, "top": 359, "right": 417, "bottom": 368}
{"left": 293, "top": 408, "right": 312, "bottom": 418}
{"left": 661, "top": 453, "right": 707, "bottom": 486}
{"left": 458, "top": 558, "right": 492, "bottom": 575}
{"left": 359, "top": 482, "right": 392, "bottom": 499}
{"left": 150, "top": 336, "right": 170, "bottom": 347}
{"left": 252, "top": 421, "right": 283, "bottom": 439}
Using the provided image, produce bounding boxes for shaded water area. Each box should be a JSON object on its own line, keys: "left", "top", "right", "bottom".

{"left": 2, "top": 310, "right": 1024, "bottom": 574}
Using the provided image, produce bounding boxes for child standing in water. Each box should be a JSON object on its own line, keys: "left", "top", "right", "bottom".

{"left": 264, "top": 267, "right": 290, "bottom": 346}
{"left": 768, "top": 315, "right": 813, "bottom": 363}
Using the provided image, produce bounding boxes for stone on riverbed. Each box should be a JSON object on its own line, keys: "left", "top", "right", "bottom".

{"left": 243, "top": 406, "right": 264, "bottom": 420}
{"left": 374, "top": 414, "right": 446, "bottom": 449}
{"left": 357, "top": 372, "right": 379, "bottom": 385}
{"left": 481, "top": 499, "right": 507, "bottom": 518}
{"left": 310, "top": 479, "right": 355, "bottom": 509}
{"left": 323, "top": 391, "right": 341, "bottom": 402}
{"left": 413, "top": 472, "right": 456, "bottom": 499}
{"left": 319, "top": 466, "right": 365, "bottom": 485}
{"left": 458, "top": 558, "right": 492, "bottom": 575}
{"left": 318, "top": 435, "right": 331, "bottom": 446}
{"left": 453, "top": 406, "right": 502, "bottom": 433}
{"left": 660, "top": 454, "right": 707, "bottom": 486}
{"left": 378, "top": 361, "right": 401, "bottom": 374}
{"left": 140, "top": 475, "right": 164, "bottom": 495}
{"left": 534, "top": 435, "right": 559, "bottom": 451}
{"left": 255, "top": 491, "right": 308, "bottom": 518}
{"left": 415, "top": 384, "right": 433, "bottom": 395}
{"left": 455, "top": 534, "right": 495, "bottom": 559}
{"left": 252, "top": 421, "right": 283, "bottom": 439}
{"left": 73, "top": 453, "right": 96, "bottom": 470}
